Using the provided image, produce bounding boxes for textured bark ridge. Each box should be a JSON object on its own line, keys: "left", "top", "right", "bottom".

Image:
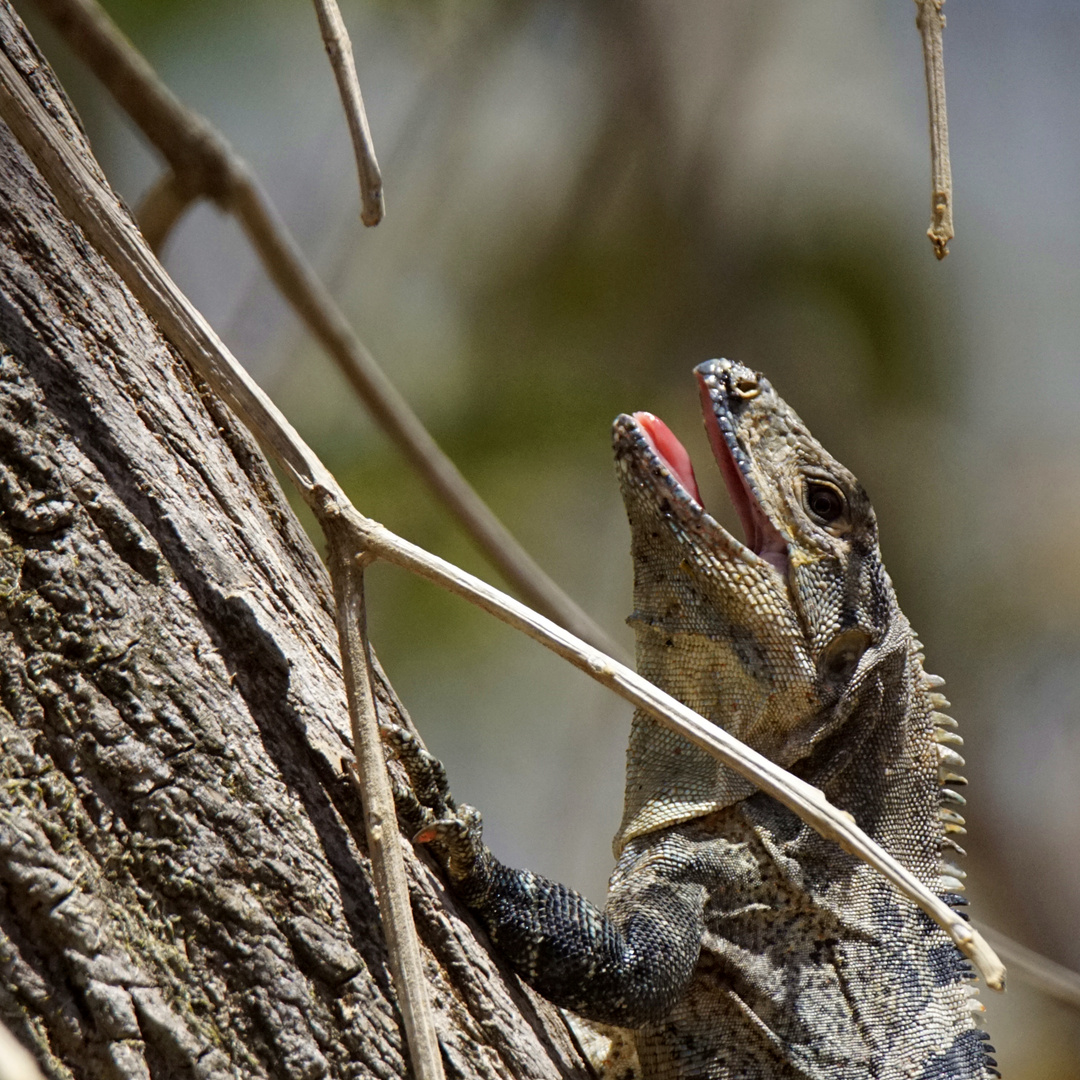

{"left": 0, "top": 6, "right": 587, "bottom": 1078}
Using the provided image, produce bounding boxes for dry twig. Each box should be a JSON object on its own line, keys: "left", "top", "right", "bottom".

{"left": 330, "top": 544, "right": 445, "bottom": 1080}
{"left": 0, "top": 45, "right": 1007, "bottom": 988}
{"left": 914, "top": 0, "right": 953, "bottom": 258}
{"left": 135, "top": 170, "right": 195, "bottom": 254}
{"left": 311, "top": 0, "right": 384, "bottom": 226}
{"left": 979, "top": 925, "right": 1080, "bottom": 1011}
{"left": 325, "top": 506, "right": 1007, "bottom": 992}
{"left": 32, "top": 0, "right": 623, "bottom": 661}
{"left": 0, "top": 36, "right": 443, "bottom": 1077}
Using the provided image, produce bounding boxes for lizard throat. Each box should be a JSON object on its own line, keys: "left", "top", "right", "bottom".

{"left": 632, "top": 408, "right": 789, "bottom": 575}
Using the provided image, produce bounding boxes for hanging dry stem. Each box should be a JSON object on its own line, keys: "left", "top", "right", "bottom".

{"left": 310, "top": 0, "right": 384, "bottom": 226}
{"left": 915, "top": 0, "right": 954, "bottom": 258}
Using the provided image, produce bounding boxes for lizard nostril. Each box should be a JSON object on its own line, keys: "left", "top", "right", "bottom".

{"left": 733, "top": 376, "right": 760, "bottom": 399}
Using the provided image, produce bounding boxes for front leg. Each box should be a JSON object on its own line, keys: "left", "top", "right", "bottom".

{"left": 383, "top": 724, "right": 706, "bottom": 1027}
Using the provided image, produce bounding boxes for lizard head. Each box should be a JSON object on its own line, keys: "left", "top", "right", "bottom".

{"left": 694, "top": 358, "right": 896, "bottom": 679}
{"left": 613, "top": 358, "right": 904, "bottom": 844}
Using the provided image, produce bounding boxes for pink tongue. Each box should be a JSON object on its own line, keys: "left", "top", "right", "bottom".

{"left": 633, "top": 412, "right": 702, "bottom": 505}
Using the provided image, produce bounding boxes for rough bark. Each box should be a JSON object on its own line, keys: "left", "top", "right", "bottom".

{"left": 0, "top": 6, "right": 588, "bottom": 1079}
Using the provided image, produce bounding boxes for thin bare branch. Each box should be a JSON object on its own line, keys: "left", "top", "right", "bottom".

{"left": 0, "top": 37, "right": 1005, "bottom": 991}
{"left": 330, "top": 544, "right": 445, "bottom": 1080}
{"left": 32, "top": 0, "right": 624, "bottom": 662}
{"left": 914, "top": 0, "right": 953, "bottom": 259}
{"left": 325, "top": 501, "right": 1006, "bottom": 992}
{"left": 979, "top": 925, "right": 1080, "bottom": 1010}
{"left": 228, "top": 176, "right": 628, "bottom": 658}
{"left": 0, "top": 1019, "right": 46, "bottom": 1080}
{"left": 310, "top": 0, "right": 384, "bottom": 226}
{"left": 135, "top": 170, "right": 195, "bottom": 254}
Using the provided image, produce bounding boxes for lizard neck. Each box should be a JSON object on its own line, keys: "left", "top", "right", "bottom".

{"left": 617, "top": 618, "right": 958, "bottom": 905}
{"left": 798, "top": 632, "right": 947, "bottom": 881}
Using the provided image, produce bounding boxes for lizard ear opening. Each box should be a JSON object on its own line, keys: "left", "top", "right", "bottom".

{"left": 819, "top": 628, "right": 873, "bottom": 684}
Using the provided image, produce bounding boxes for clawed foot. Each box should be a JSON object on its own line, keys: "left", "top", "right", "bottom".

{"left": 380, "top": 724, "right": 491, "bottom": 895}
{"left": 380, "top": 724, "right": 455, "bottom": 829}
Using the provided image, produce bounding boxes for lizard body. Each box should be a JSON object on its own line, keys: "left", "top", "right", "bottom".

{"left": 388, "top": 359, "right": 996, "bottom": 1079}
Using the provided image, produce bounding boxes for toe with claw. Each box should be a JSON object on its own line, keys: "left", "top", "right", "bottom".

{"left": 379, "top": 723, "right": 493, "bottom": 901}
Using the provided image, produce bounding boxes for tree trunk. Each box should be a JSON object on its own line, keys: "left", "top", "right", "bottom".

{"left": 0, "top": 6, "right": 588, "bottom": 1078}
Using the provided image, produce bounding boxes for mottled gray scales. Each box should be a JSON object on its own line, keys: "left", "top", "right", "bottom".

{"left": 388, "top": 360, "right": 994, "bottom": 1078}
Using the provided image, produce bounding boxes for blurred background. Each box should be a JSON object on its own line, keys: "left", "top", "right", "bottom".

{"left": 16, "top": 0, "right": 1080, "bottom": 1074}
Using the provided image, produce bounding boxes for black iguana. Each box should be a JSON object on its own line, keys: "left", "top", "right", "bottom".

{"left": 386, "top": 359, "right": 997, "bottom": 1079}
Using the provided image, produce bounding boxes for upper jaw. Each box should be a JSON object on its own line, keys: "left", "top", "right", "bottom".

{"left": 611, "top": 359, "right": 790, "bottom": 577}
{"left": 694, "top": 360, "right": 790, "bottom": 575}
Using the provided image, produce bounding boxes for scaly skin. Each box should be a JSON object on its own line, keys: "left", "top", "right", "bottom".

{"left": 387, "top": 360, "right": 996, "bottom": 1080}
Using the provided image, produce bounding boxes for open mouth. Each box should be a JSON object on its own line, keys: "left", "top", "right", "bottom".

{"left": 630, "top": 371, "right": 789, "bottom": 575}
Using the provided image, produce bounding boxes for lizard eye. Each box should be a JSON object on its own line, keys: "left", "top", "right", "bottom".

{"left": 805, "top": 481, "right": 846, "bottom": 525}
